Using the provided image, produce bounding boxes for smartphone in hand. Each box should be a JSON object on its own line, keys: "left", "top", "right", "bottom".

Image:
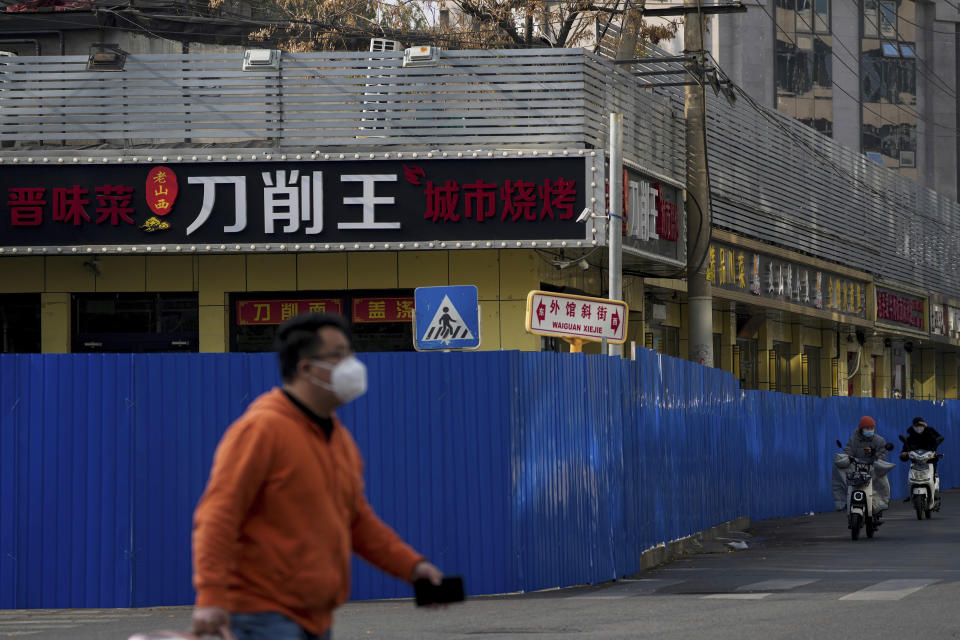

{"left": 414, "top": 576, "right": 465, "bottom": 606}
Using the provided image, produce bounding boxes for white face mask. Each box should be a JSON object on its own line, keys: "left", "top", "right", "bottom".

{"left": 914, "top": 426, "right": 926, "bottom": 434}
{"left": 308, "top": 356, "right": 368, "bottom": 403}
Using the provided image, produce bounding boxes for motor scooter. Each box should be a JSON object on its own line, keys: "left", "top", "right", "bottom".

{"left": 899, "top": 434, "right": 944, "bottom": 520}
{"left": 834, "top": 440, "right": 895, "bottom": 540}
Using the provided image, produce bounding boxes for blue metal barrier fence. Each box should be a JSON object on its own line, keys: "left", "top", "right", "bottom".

{"left": 1, "top": 350, "right": 956, "bottom": 608}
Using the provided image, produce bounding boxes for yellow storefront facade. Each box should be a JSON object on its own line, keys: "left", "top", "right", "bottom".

{"left": 638, "top": 230, "right": 958, "bottom": 400}
{"left": 0, "top": 248, "right": 621, "bottom": 354}
{"left": 2, "top": 233, "right": 953, "bottom": 401}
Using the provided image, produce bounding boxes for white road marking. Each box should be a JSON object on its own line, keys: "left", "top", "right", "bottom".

{"left": 736, "top": 578, "right": 818, "bottom": 592}
{"left": 0, "top": 622, "right": 77, "bottom": 627}
{"left": 839, "top": 579, "right": 939, "bottom": 601}
{"left": 703, "top": 593, "right": 771, "bottom": 600}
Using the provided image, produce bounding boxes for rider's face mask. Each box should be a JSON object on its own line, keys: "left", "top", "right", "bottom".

{"left": 308, "top": 355, "right": 368, "bottom": 403}
{"left": 914, "top": 425, "right": 926, "bottom": 434}
{"left": 862, "top": 429, "right": 875, "bottom": 438}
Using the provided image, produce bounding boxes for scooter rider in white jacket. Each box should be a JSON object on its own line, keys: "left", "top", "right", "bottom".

{"left": 843, "top": 416, "right": 892, "bottom": 520}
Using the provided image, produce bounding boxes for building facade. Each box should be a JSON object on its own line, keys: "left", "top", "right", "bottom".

{"left": 3, "top": 40, "right": 960, "bottom": 401}
{"left": 0, "top": 48, "right": 683, "bottom": 360}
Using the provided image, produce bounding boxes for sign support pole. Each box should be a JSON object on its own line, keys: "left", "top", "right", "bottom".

{"left": 564, "top": 337, "right": 586, "bottom": 353}
{"left": 608, "top": 112, "right": 624, "bottom": 357}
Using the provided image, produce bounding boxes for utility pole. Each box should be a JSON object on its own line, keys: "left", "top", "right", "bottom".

{"left": 684, "top": 0, "right": 714, "bottom": 367}
{"left": 608, "top": 112, "right": 624, "bottom": 357}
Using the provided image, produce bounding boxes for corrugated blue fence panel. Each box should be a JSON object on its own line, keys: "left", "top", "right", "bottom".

{"left": 128, "top": 354, "right": 277, "bottom": 607}
{"left": 1, "top": 349, "right": 958, "bottom": 609}
{"left": 342, "top": 352, "right": 514, "bottom": 600}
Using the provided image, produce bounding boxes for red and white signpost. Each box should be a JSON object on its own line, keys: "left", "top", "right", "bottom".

{"left": 524, "top": 290, "right": 628, "bottom": 353}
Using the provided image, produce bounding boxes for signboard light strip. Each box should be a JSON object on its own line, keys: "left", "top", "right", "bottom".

{"left": 1, "top": 149, "right": 597, "bottom": 164}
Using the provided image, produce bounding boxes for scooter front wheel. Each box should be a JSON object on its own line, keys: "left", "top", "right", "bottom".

{"left": 914, "top": 495, "right": 925, "bottom": 520}
{"left": 850, "top": 513, "right": 862, "bottom": 540}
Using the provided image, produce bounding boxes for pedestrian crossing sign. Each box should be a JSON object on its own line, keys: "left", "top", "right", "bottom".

{"left": 414, "top": 285, "right": 481, "bottom": 351}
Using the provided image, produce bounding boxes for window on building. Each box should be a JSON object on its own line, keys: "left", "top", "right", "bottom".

{"left": 0, "top": 293, "right": 41, "bottom": 353}
{"left": 72, "top": 293, "right": 198, "bottom": 353}
{"left": 797, "top": 0, "right": 813, "bottom": 31}
{"left": 863, "top": 0, "right": 879, "bottom": 37}
{"left": 775, "top": 0, "right": 833, "bottom": 136}
{"left": 879, "top": 0, "right": 897, "bottom": 38}
{"left": 230, "top": 291, "right": 415, "bottom": 353}
{"left": 861, "top": 0, "right": 917, "bottom": 174}
{"left": 814, "top": 0, "right": 831, "bottom": 32}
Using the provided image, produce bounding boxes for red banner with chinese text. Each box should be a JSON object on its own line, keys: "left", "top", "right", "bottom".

{"left": 352, "top": 297, "right": 415, "bottom": 323}
{"left": 236, "top": 299, "right": 344, "bottom": 325}
{"left": 876, "top": 290, "right": 924, "bottom": 329}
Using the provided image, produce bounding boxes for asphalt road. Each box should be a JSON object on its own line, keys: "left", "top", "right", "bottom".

{"left": 3, "top": 491, "right": 958, "bottom": 639}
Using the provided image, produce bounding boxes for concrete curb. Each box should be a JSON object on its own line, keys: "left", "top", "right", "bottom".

{"left": 638, "top": 515, "right": 751, "bottom": 570}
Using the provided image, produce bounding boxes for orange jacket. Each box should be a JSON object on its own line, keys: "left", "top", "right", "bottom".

{"left": 192, "top": 388, "right": 424, "bottom": 635}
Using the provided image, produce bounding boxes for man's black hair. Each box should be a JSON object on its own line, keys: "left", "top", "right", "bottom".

{"left": 275, "top": 313, "right": 352, "bottom": 382}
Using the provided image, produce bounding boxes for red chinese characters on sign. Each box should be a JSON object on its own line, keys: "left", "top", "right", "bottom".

{"left": 876, "top": 290, "right": 924, "bottom": 329}
{"left": 8, "top": 188, "right": 46, "bottom": 226}
{"left": 527, "top": 291, "right": 627, "bottom": 343}
{"left": 464, "top": 180, "right": 497, "bottom": 221}
{"left": 654, "top": 183, "right": 679, "bottom": 241}
{"left": 236, "top": 299, "right": 344, "bottom": 325}
{"left": 53, "top": 186, "right": 91, "bottom": 226}
{"left": 95, "top": 185, "right": 135, "bottom": 226}
{"left": 8, "top": 184, "right": 136, "bottom": 228}
{"left": 419, "top": 166, "right": 577, "bottom": 223}
{"left": 146, "top": 166, "right": 178, "bottom": 216}
{"left": 352, "top": 297, "right": 415, "bottom": 323}
{"left": 501, "top": 180, "right": 538, "bottom": 221}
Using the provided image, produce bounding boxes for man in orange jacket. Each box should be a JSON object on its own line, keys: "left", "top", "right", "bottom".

{"left": 191, "top": 313, "right": 443, "bottom": 640}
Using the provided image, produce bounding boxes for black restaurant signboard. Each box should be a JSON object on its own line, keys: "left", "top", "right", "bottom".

{"left": 0, "top": 157, "right": 589, "bottom": 248}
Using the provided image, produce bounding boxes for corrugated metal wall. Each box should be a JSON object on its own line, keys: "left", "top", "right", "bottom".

{"left": 1, "top": 350, "right": 957, "bottom": 609}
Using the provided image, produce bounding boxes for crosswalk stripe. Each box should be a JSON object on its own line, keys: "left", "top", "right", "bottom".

{"left": 0, "top": 622, "right": 77, "bottom": 627}
{"left": 839, "top": 579, "right": 939, "bottom": 601}
{"left": 736, "top": 578, "right": 819, "bottom": 592}
{"left": 703, "top": 593, "right": 771, "bottom": 600}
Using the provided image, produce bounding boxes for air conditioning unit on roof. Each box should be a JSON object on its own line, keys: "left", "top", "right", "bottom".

{"left": 370, "top": 38, "right": 402, "bottom": 52}
{"left": 403, "top": 45, "right": 440, "bottom": 67}
{"left": 242, "top": 49, "right": 279, "bottom": 71}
